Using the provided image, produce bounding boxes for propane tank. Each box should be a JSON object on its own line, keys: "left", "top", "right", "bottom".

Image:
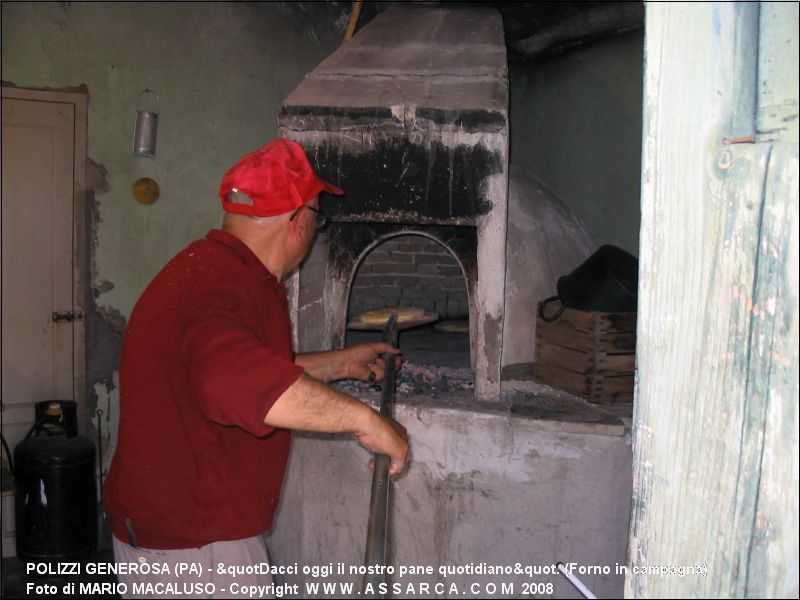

{"left": 14, "top": 400, "right": 97, "bottom": 562}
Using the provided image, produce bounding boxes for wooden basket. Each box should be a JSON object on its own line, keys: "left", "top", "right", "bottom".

{"left": 534, "top": 305, "right": 636, "bottom": 403}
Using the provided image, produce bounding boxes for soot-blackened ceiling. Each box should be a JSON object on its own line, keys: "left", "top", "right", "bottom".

{"left": 326, "top": 1, "right": 643, "bottom": 61}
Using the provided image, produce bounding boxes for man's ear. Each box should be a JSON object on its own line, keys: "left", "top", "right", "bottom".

{"left": 287, "top": 211, "right": 306, "bottom": 240}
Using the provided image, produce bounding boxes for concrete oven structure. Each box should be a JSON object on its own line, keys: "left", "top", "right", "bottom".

{"left": 278, "top": 5, "right": 509, "bottom": 401}
{"left": 269, "top": 6, "right": 632, "bottom": 598}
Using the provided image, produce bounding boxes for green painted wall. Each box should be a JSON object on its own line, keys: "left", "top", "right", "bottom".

{"left": 2, "top": 1, "right": 347, "bottom": 454}
{"left": 509, "top": 30, "right": 644, "bottom": 256}
{"left": 2, "top": 1, "right": 345, "bottom": 320}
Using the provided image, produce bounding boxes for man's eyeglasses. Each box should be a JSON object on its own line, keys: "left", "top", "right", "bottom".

{"left": 289, "top": 204, "right": 327, "bottom": 230}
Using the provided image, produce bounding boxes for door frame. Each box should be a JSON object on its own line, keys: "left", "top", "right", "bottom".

{"left": 628, "top": 3, "right": 798, "bottom": 597}
{"left": 1, "top": 85, "right": 88, "bottom": 426}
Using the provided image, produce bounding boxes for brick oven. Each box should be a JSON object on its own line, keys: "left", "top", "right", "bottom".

{"left": 278, "top": 5, "right": 509, "bottom": 400}
{"left": 267, "top": 9, "right": 632, "bottom": 596}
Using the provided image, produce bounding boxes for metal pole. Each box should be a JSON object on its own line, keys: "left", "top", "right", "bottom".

{"left": 363, "top": 314, "right": 398, "bottom": 596}
{"left": 556, "top": 563, "right": 598, "bottom": 599}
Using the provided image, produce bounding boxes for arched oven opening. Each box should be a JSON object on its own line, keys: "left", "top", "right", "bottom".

{"left": 345, "top": 234, "right": 472, "bottom": 387}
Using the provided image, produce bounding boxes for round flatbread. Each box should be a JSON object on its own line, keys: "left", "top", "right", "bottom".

{"left": 357, "top": 306, "right": 426, "bottom": 325}
{"left": 434, "top": 319, "right": 470, "bottom": 333}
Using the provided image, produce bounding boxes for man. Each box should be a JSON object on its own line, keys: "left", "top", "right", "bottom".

{"left": 103, "top": 139, "right": 408, "bottom": 597}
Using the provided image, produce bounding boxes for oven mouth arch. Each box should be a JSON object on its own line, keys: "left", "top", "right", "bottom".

{"left": 336, "top": 230, "right": 476, "bottom": 372}
{"left": 345, "top": 230, "right": 471, "bottom": 311}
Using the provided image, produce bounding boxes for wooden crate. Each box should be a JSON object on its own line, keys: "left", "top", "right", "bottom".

{"left": 534, "top": 305, "right": 636, "bottom": 403}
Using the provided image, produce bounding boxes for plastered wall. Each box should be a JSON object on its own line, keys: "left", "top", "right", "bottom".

{"left": 1, "top": 0, "right": 347, "bottom": 467}
{"left": 509, "top": 30, "right": 644, "bottom": 256}
{"left": 268, "top": 394, "right": 632, "bottom": 599}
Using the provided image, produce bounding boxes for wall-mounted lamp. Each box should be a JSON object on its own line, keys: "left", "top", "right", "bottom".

{"left": 133, "top": 89, "right": 159, "bottom": 158}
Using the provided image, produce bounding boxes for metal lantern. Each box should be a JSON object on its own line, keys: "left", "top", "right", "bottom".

{"left": 133, "top": 89, "right": 159, "bottom": 158}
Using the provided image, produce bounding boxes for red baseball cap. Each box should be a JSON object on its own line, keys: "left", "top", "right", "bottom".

{"left": 219, "top": 139, "right": 343, "bottom": 217}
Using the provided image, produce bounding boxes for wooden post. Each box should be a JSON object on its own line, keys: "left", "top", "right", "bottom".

{"left": 630, "top": 2, "right": 798, "bottom": 598}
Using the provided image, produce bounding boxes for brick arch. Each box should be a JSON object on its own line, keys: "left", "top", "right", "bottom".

{"left": 347, "top": 233, "right": 470, "bottom": 321}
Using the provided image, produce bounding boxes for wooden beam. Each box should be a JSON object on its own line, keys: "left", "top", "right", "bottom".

{"left": 510, "top": 3, "right": 643, "bottom": 59}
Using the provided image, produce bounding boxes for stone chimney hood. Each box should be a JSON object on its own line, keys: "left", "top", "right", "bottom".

{"left": 278, "top": 4, "right": 510, "bottom": 400}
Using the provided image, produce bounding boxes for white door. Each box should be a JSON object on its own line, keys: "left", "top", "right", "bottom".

{"left": 1, "top": 88, "right": 87, "bottom": 558}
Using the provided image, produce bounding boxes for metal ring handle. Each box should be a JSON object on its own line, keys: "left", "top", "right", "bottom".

{"left": 539, "top": 296, "right": 566, "bottom": 323}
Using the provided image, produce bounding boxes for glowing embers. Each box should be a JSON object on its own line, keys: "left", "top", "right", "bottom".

{"left": 335, "top": 362, "right": 473, "bottom": 398}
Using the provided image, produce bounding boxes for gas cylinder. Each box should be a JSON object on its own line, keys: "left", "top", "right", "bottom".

{"left": 14, "top": 400, "right": 97, "bottom": 562}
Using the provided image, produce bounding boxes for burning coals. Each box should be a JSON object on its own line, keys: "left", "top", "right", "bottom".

{"left": 333, "top": 362, "right": 474, "bottom": 397}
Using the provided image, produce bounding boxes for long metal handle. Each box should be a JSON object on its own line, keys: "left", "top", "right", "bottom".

{"left": 363, "top": 314, "right": 398, "bottom": 595}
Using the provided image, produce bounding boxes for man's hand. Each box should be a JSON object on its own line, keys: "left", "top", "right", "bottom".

{"left": 295, "top": 343, "right": 402, "bottom": 383}
{"left": 265, "top": 375, "right": 409, "bottom": 475}
{"left": 341, "top": 342, "right": 401, "bottom": 383}
{"left": 354, "top": 413, "right": 409, "bottom": 476}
